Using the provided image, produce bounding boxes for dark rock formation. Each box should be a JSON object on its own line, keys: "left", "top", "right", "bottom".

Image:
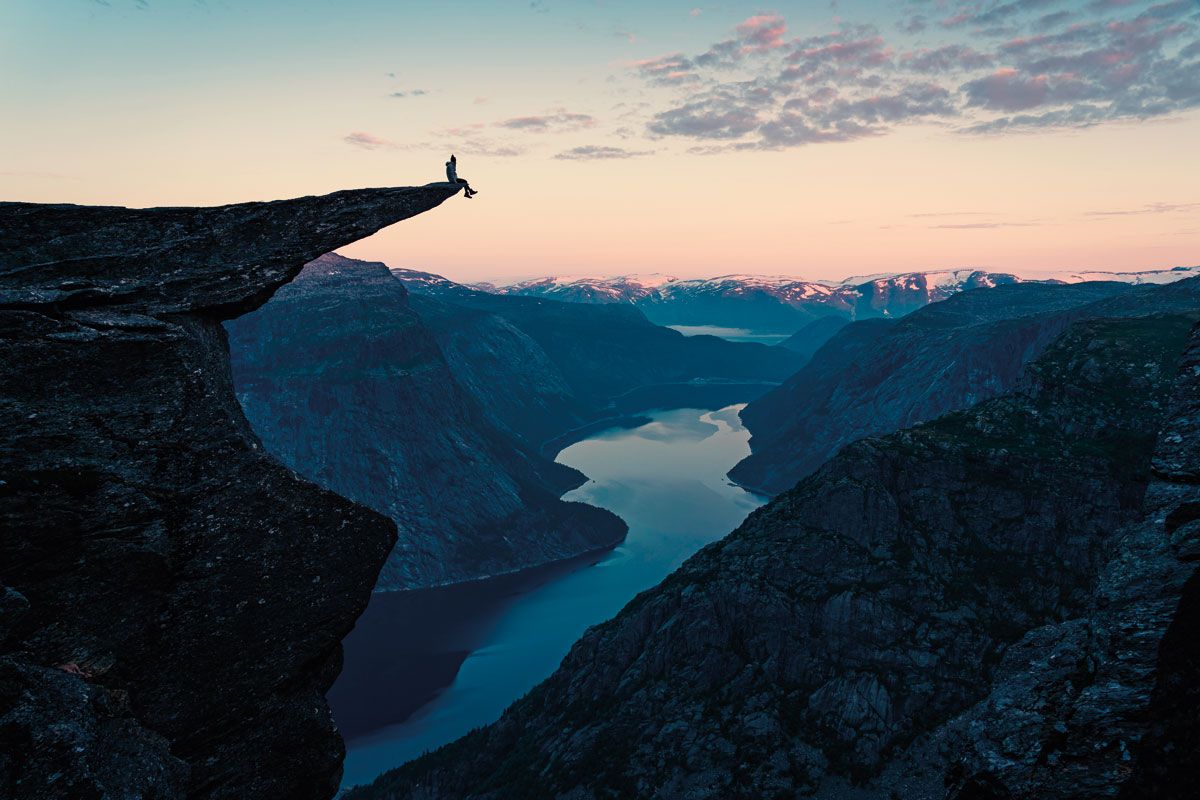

{"left": 731, "top": 278, "right": 1200, "bottom": 495}
{"left": 0, "top": 185, "right": 457, "bottom": 799}
{"left": 226, "top": 253, "right": 626, "bottom": 591}
{"left": 346, "top": 310, "right": 1200, "bottom": 800}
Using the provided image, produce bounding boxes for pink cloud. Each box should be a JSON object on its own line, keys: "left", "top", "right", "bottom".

{"left": 791, "top": 35, "right": 891, "bottom": 65}
{"left": 963, "top": 68, "right": 1051, "bottom": 112}
{"left": 495, "top": 112, "right": 596, "bottom": 132}
{"left": 343, "top": 131, "right": 394, "bottom": 150}
{"left": 736, "top": 14, "right": 787, "bottom": 52}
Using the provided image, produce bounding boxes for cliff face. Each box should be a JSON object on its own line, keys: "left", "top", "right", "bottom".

{"left": 225, "top": 254, "right": 626, "bottom": 591}
{"left": 347, "top": 311, "right": 1200, "bottom": 800}
{"left": 406, "top": 293, "right": 596, "bottom": 447}
{"left": 731, "top": 279, "right": 1200, "bottom": 495}
{"left": 0, "top": 186, "right": 457, "bottom": 799}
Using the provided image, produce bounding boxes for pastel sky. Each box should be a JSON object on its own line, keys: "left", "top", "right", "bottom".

{"left": 2, "top": 0, "right": 1198, "bottom": 282}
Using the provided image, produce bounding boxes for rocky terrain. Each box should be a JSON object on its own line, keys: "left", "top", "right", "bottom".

{"left": 0, "top": 186, "right": 458, "bottom": 799}
{"left": 346, "top": 309, "right": 1200, "bottom": 800}
{"left": 731, "top": 278, "right": 1200, "bottom": 495}
{"left": 226, "top": 254, "right": 625, "bottom": 591}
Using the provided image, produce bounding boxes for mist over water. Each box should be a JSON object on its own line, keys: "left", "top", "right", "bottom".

{"left": 667, "top": 324, "right": 791, "bottom": 345}
{"left": 335, "top": 406, "right": 764, "bottom": 790}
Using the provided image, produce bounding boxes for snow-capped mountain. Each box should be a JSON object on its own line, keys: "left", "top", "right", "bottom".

{"left": 476, "top": 269, "right": 1022, "bottom": 332}
{"left": 1035, "top": 265, "right": 1200, "bottom": 285}
{"left": 473, "top": 274, "right": 679, "bottom": 304}
{"left": 475, "top": 266, "right": 1200, "bottom": 333}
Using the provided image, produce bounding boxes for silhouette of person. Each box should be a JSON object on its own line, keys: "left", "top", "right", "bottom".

{"left": 445, "top": 154, "right": 478, "bottom": 198}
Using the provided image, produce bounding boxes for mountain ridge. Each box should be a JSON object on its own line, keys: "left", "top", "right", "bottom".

{"left": 463, "top": 265, "right": 1200, "bottom": 334}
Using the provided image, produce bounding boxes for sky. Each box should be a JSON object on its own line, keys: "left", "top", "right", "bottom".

{"left": 2, "top": 0, "right": 1198, "bottom": 283}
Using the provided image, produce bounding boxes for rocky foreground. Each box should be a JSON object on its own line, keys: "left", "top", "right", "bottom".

{"left": 351, "top": 311, "right": 1200, "bottom": 799}
{"left": 0, "top": 186, "right": 458, "bottom": 799}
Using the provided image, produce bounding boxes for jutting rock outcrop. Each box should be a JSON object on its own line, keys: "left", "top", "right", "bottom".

{"left": 0, "top": 185, "right": 458, "bottom": 799}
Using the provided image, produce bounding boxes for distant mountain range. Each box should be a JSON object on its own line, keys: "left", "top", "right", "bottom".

{"left": 473, "top": 266, "right": 1200, "bottom": 334}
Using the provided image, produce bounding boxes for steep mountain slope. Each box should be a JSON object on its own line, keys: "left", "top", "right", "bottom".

{"left": 481, "top": 269, "right": 1024, "bottom": 332}
{"left": 406, "top": 292, "right": 596, "bottom": 447}
{"left": 347, "top": 311, "right": 1200, "bottom": 800}
{"left": 391, "top": 267, "right": 807, "bottom": 427}
{"left": 731, "top": 278, "right": 1200, "bottom": 495}
{"left": 777, "top": 315, "right": 849, "bottom": 364}
{"left": 226, "top": 254, "right": 625, "bottom": 591}
{"left": 0, "top": 186, "right": 457, "bottom": 800}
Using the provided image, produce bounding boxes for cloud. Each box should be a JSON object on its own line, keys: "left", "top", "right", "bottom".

{"left": 901, "top": 45, "right": 994, "bottom": 73}
{"left": 782, "top": 27, "right": 893, "bottom": 81}
{"left": 460, "top": 144, "right": 526, "bottom": 157}
{"left": 940, "top": 0, "right": 1068, "bottom": 30}
{"left": 344, "top": 131, "right": 395, "bottom": 150}
{"left": 496, "top": 111, "right": 596, "bottom": 132}
{"left": 648, "top": 89, "right": 763, "bottom": 139}
{"left": 1085, "top": 200, "right": 1200, "bottom": 215}
{"left": 622, "top": 2, "right": 1200, "bottom": 149}
{"left": 553, "top": 145, "right": 655, "bottom": 160}
{"left": 963, "top": 68, "right": 1051, "bottom": 110}
{"left": 898, "top": 14, "right": 928, "bottom": 34}
{"left": 736, "top": 15, "right": 788, "bottom": 52}
{"left": 631, "top": 53, "right": 701, "bottom": 85}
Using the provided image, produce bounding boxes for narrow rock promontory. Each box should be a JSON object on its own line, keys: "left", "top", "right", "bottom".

{"left": 0, "top": 185, "right": 459, "bottom": 799}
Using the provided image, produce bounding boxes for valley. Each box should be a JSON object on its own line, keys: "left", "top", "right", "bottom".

{"left": 332, "top": 406, "right": 765, "bottom": 791}
{"left": 347, "top": 305, "right": 1200, "bottom": 800}
{"left": 7, "top": 189, "right": 1196, "bottom": 800}
{"left": 225, "top": 256, "right": 1200, "bottom": 799}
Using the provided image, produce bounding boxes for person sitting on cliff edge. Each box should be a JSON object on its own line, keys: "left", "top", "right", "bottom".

{"left": 445, "top": 154, "right": 478, "bottom": 199}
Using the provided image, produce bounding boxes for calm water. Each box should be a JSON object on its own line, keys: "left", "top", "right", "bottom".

{"left": 334, "top": 405, "right": 764, "bottom": 790}
{"left": 667, "top": 324, "right": 791, "bottom": 345}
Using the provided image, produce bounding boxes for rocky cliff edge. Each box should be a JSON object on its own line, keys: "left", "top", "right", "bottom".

{"left": 0, "top": 184, "right": 459, "bottom": 799}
